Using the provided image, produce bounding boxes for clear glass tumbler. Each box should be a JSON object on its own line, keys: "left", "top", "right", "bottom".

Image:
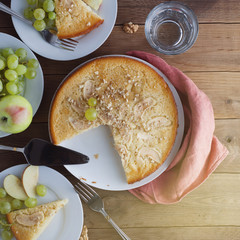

{"left": 145, "top": 1, "right": 199, "bottom": 55}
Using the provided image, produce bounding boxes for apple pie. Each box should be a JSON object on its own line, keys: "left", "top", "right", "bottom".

{"left": 55, "top": 0, "right": 104, "bottom": 39}
{"left": 49, "top": 56, "right": 178, "bottom": 184}
{"left": 7, "top": 199, "right": 68, "bottom": 240}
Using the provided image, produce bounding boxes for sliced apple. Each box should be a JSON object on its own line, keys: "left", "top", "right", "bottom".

{"left": 3, "top": 174, "right": 28, "bottom": 201}
{"left": 83, "top": 0, "right": 102, "bottom": 10}
{"left": 22, "top": 165, "right": 39, "bottom": 198}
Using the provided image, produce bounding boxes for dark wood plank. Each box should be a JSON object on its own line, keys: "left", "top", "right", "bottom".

{"left": 1, "top": 25, "right": 240, "bottom": 73}
{"left": 2, "top": 0, "right": 240, "bottom": 27}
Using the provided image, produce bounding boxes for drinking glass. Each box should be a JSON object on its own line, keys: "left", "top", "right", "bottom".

{"left": 145, "top": 1, "right": 199, "bottom": 55}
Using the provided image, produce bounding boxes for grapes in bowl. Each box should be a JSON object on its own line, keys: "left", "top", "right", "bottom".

{"left": 0, "top": 33, "right": 44, "bottom": 137}
{"left": 0, "top": 47, "right": 39, "bottom": 96}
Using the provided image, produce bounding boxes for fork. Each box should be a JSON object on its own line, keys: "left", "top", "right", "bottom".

{"left": 74, "top": 181, "right": 131, "bottom": 240}
{"left": 0, "top": 2, "right": 78, "bottom": 51}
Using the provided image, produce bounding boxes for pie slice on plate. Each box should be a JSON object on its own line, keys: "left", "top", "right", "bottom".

{"left": 55, "top": 0, "right": 104, "bottom": 39}
{"left": 7, "top": 199, "right": 68, "bottom": 240}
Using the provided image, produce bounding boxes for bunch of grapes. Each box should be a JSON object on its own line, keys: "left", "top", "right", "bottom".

{"left": 0, "top": 47, "right": 39, "bottom": 97}
{"left": 24, "top": 0, "right": 56, "bottom": 31}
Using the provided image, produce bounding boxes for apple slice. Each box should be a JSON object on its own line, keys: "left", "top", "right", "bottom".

{"left": 3, "top": 174, "right": 28, "bottom": 201}
{"left": 83, "top": 0, "right": 102, "bottom": 10}
{"left": 22, "top": 165, "right": 39, "bottom": 198}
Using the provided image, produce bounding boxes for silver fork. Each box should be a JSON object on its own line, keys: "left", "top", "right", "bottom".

{"left": 74, "top": 181, "right": 131, "bottom": 240}
{"left": 0, "top": 2, "right": 78, "bottom": 51}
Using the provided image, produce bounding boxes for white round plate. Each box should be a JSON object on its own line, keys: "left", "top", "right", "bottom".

{"left": 0, "top": 164, "right": 83, "bottom": 240}
{"left": 50, "top": 55, "right": 185, "bottom": 191}
{"left": 11, "top": 0, "right": 118, "bottom": 61}
{"left": 0, "top": 33, "right": 44, "bottom": 138}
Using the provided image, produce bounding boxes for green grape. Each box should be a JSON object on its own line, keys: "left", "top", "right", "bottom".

{"left": 0, "top": 202, "right": 11, "bottom": 214}
{"left": 0, "top": 80, "right": 3, "bottom": 93}
{"left": 37, "top": 0, "right": 45, "bottom": 8}
{"left": 15, "top": 64, "right": 27, "bottom": 75}
{"left": 1, "top": 229, "right": 13, "bottom": 240}
{"left": 0, "top": 188, "right": 6, "bottom": 198}
{"left": 36, "top": 184, "right": 47, "bottom": 197}
{"left": 27, "top": 0, "right": 37, "bottom": 5}
{"left": 24, "top": 7, "right": 34, "bottom": 20}
{"left": 4, "top": 69, "right": 18, "bottom": 81}
{"left": 24, "top": 68, "right": 37, "bottom": 79}
{"left": 15, "top": 48, "right": 27, "bottom": 62}
{"left": 17, "top": 81, "right": 25, "bottom": 94}
{"left": 0, "top": 215, "right": 8, "bottom": 229}
{"left": 7, "top": 54, "right": 19, "bottom": 70}
{"left": 0, "top": 59, "right": 5, "bottom": 70}
{"left": 85, "top": 108, "right": 98, "bottom": 121}
{"left": 11, "top": 199, "right": 23, "bottom": 210}
{"left": 33, "top": 8, "right": 45, "bottom": 20}
{"left": 18, "top": 75, "right": 24, "bottom": 81}
{"left": 6, "top": 82, "right": 18, "bottom": 95}
{"left": 2, "top": 48, "right": 14, "bottom": 58}
{"left": 43, "top": 0, "right": 55, "bottom": 12}
{"left": 0, "top": 55, "right": 6, "bottom": 63}
{"left": 45, "top": 18, "right": 55, "bottom": 28}
{"left": 88, "top": 97, "right": 97, "bottom": 107}
{"left": 48, "top": 11, "right": 56, "bottom": 20}
{"left": 27, "top": 58, "right": 39, "bottom": 68}
{"left": 24, "top": 197, "right": 37, "bottom": 208}
{"left": 33, "top": 19, "right": 46, "bottom": 31}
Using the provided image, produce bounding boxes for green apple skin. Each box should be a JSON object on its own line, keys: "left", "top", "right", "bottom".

{"left": 0, "top": 95, "right": 33, "bottom": 133}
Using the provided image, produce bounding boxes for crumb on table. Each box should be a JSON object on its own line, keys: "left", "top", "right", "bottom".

{"left": 80, "top": 225, "right": 89, "bottom": 240}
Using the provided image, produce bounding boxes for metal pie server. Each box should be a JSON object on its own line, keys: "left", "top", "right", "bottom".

{"left": 0, "top": 138, "right": 89, "bottom": 166}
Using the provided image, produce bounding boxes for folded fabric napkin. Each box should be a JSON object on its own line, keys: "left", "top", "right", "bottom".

{"left": 127, "top": 51, "right": 229, "bottom": 204}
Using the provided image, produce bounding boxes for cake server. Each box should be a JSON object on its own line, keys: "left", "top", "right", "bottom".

{"left": 0, "top": 138, "right": 89, "bottom": 166}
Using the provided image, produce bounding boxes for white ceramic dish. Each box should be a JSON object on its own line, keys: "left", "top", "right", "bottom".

{"left": 0, "top": 33, "right": 44, "bottom": 138}
{"left": 0, "top": 164, "right": 83, "bottom": 240}
{"left": 11, "top": 0, "right": 118, "bottom": 61}
{"left": 49, "top": 55, "right": 185, "bottom": 191}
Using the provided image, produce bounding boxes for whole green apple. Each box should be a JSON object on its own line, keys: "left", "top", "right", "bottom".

{"left": 0, "top": 95, "right": 33, "bottom": 133}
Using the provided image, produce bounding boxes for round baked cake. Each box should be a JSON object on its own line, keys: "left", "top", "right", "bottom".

{"left": 49, "top": 56, "right": 178, "bottom": 184}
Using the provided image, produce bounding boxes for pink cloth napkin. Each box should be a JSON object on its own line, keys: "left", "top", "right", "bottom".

{"left": 127, "top": 51, "right": 229, "bottom": 204}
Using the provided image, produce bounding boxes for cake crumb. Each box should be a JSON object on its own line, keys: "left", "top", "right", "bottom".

{"left": 94, "top": 154, "right": 99, "bottom": 159}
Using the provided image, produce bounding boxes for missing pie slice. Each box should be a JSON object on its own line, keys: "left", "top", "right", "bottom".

{"left": 6, "top": 199, "right": 68, "bottom": 240}
{"left": 55, "top": 0, "right": 104, "bottom": 39}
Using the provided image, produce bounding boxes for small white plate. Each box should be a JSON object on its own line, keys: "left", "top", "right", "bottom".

{"left": 11, "top": 0, "right": 118, "bottom": 61}
{"left": 49, "top": 55, "right": 185, "bottom": 191}
{"left": 0, "top": 33, "right": 44, "bottom": 138}
{"left": 0, "top": 164, "right": 83, "bottom": 240}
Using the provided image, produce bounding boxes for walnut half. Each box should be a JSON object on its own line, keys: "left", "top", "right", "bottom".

{"left": 122, "top": 22, "right": 139, "bottom": 34}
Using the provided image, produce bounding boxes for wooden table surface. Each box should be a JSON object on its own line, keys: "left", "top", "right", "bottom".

{"left": 0, "top": 0, "right": 240, "bottom": 239}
